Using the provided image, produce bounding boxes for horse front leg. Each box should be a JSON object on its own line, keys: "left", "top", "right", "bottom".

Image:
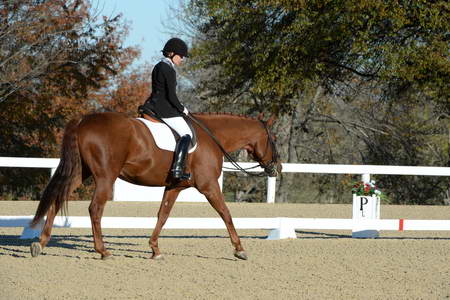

{"left": 149, "top": 187, "right": 181, "bottom": 259}
{"left": 199, "top": 182, "right": 247, "bottom": 260}
{"left": 89, "top": 179, "right": 114, "bottom": 260}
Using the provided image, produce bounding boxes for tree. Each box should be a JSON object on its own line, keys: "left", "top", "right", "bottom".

{"left": 174, "top": 0, "right": 449, "bottom": 204}
{"left": 186, "top": 0, "right": 449, "bottom": 113}
{"left": 94, "top": 63, "right": 152, "bottom": 116}
{"left": 0, "top": 0, "right": 139, "bottom": 199}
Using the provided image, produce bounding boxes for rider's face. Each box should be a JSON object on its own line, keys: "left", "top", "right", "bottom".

{"left": 172, "top": 54, "right": 184, "bottom": 66}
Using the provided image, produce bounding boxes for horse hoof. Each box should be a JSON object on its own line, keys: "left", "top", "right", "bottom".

{"left": 151, "top": 254, "right": 163, "bottom": 260}
{"left": 101, "top": 254, "right": 114, "bottom": 260}
{"left": 234, "top": 251, "right": 248, "bottom": 260}
{"left": 30, "top": 242, "right": 42, "bottom": 257}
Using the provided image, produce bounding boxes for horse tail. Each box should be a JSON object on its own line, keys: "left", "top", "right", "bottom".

{"left": 31, "top": 119, "right": 82, "bottom": 227}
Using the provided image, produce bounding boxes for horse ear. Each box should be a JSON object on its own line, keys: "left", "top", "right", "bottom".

{"left": 257, "top": 112, "right": 264, "bottom": 120}
{"left": 266, "top": 115, "right": 276, "bottom": 127}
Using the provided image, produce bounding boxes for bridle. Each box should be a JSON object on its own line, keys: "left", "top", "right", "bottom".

{"left": 187, "top": 114, "right": 280, "bottom": 177}
{"left": 254, "top": 119, "right": 280, "bottom": 177}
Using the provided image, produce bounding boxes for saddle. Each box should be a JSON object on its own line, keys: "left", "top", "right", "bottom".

{"left": 137, "top": 106, "right": 197, "bottom": 153}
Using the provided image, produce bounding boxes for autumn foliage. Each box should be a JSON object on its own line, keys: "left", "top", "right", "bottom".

{"left": 0, "top": 0, "right": 151, "bottom": 199}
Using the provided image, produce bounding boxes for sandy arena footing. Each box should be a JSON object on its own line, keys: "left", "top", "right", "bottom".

{"left": 1, "top": 201, "right": 449, "bottom": 299}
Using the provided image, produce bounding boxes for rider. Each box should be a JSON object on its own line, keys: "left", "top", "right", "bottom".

{"left": 140, "top": 38, "right": 192, "bottom": 180}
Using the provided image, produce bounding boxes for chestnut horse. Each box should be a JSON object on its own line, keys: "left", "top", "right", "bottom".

{"left": 30, "top": 112, "right": 281, "bottom": 260}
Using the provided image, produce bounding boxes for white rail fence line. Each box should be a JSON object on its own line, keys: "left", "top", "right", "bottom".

{"left": 2, "top": 216, "right": 450, "bottom": 241}
{"left": 2, "top": 157, "right": 450, "bottom": 203}
{"left": 1, "top": 157, "right": 450, "bottom": 239}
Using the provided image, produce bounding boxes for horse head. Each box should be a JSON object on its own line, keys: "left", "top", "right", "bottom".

{"left": 250, "top": 114, "right": 282, "bottom": 177}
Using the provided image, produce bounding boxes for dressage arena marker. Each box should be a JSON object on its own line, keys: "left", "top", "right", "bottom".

{"left": 0, "top": 216, "right": 448, "bottom": 240}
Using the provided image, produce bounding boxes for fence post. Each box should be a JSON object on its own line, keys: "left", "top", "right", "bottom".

{"left": 266, "top": 217, "right": 296, "bottom": 239}
{"left": 361, "top": 173, "right": 370, "bottom": 183}
{"left": 266, "top": 177, "right": 276, "bottom": 203}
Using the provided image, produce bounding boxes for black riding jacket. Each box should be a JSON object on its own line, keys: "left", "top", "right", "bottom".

{"left": 145, "top": 58, "right": 185, "bottom": 118}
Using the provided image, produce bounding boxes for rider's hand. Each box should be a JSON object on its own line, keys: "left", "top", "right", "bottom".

{"left": 183, "top": 107, "right": 189, "bottom": 115}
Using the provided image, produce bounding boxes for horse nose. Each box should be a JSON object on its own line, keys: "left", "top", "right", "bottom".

{"left": 268, "top": 163, "right": 282, "bottom": 177}
{"left": 277, "top": 162, "right": 282, "bottom": 173}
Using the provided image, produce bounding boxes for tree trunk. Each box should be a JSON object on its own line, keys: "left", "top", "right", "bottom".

{"left": 275, "top": 112, "right": 297, "bottom": 202}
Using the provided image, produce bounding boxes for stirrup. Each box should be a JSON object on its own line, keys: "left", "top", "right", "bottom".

{"left": 173, "top": 170, "right": 191, "bottom": 180}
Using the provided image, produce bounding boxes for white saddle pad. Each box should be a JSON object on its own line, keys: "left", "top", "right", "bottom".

{"left": 137, "top": 118, "right": 197, "bottom": 153}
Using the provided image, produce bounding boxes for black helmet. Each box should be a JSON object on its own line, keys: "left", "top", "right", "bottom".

{"left": 162, "top": 38, "right": 189, "bottom": 57}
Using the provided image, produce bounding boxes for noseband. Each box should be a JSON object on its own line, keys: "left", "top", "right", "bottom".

{"left": 258, "top": 120, "right": 280, "bottom": 177}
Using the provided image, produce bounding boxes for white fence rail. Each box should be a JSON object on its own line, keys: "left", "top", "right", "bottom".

{"left": 1, "top": 157, "right": 450, "bottom": 203}
{"left": 2, "top": 216, "right": 449, "bottom": 240}
{"left": 0, "top": 157, "right": 59, "bottom": 176}
{"left": 4, "top": 216, "right": 450, "bottom": 231}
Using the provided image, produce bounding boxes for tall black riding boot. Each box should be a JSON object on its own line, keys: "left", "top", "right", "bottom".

{"left": 172, "top": 134, "right": 191, "bottom": 180}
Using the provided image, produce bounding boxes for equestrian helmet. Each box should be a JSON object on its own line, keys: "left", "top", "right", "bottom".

{"left": 162, "top": 38, "right": 189, "bottom": 58}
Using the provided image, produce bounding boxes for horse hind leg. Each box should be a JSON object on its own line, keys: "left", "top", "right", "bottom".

{"left": 89, "top": 178, "right": 114, "bottom": 260}
{"left": 30, "top": 201, "right": 62, "bottom": 257}
{"left": 31, "top": 168, "right": 85, "bottom": 258}
{"left": 32, "top": 164, "right": 92, "bottom": 257}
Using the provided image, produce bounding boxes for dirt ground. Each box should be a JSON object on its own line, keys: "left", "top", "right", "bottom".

{"left": 0, "top": 201, "right": 449, "bottom": 299}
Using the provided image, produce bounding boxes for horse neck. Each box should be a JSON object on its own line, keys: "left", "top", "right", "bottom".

{"left": 195, "top": 114, "right": 263, "bottom": 152}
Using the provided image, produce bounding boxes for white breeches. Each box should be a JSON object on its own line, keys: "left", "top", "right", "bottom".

{"left": 162, "top": 117, "right": 193, "bottom": 138}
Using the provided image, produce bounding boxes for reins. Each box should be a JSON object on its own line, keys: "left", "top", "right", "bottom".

{"left": 187, "top": 114, "right": 273, "bottom": 177}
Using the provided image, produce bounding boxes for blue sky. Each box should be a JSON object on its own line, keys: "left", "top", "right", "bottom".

{"left": 99, "top": 0, "right": 181, "bottom": 65}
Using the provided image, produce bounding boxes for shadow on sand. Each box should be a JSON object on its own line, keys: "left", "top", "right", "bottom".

{"left": 0, "top": 234, "right": 253, "bottom": 260}
{"left": 0, "top": 231, "right": 448, "bottom": 259}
